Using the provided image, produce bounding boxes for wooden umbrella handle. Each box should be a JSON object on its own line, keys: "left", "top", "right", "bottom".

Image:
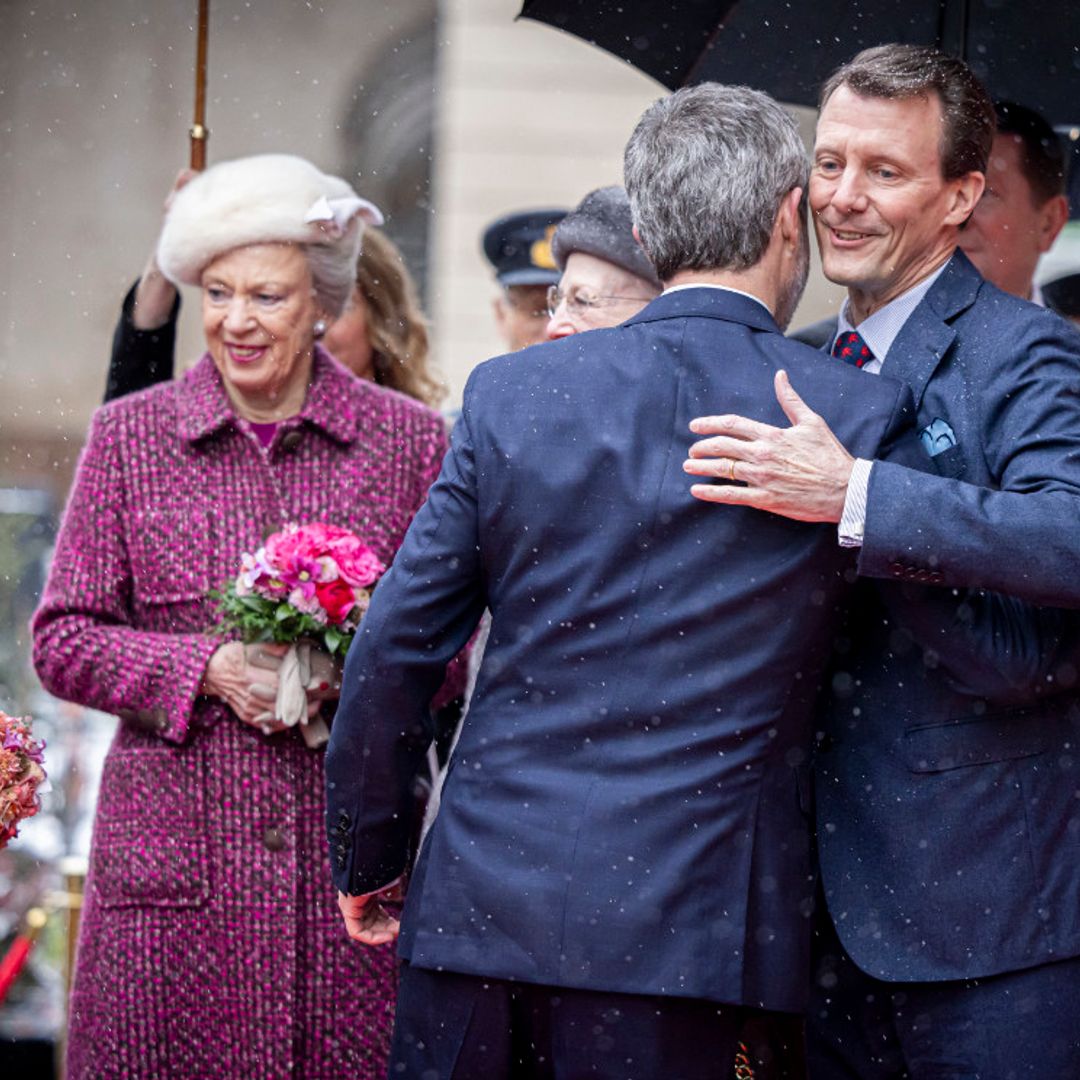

{"left": 189, "top": 0, "right": 210, "bottom": 171}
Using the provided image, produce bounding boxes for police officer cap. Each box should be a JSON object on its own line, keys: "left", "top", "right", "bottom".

{"left": 482, "top": 209, "right": 567, "bottom": 287}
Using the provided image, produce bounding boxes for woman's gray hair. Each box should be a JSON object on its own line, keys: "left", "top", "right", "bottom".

{"left": 302, "top": 239, "right": 362, "bottom": 319}
{"left": 624, "top": 84, "right": 809, "bottom": 281}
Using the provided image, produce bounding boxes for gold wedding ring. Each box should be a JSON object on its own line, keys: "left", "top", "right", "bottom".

{"left": 726, "top": 458, "right": 737, "bottom": 482}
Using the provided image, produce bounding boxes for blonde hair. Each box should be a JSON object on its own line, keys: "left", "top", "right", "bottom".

{"left": 357, "top": 229, "right": 445, "bottom": 408}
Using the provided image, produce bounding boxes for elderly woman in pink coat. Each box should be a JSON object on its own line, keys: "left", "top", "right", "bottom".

{"left": 32, "top": 155, "right": 452, "bottom": 1079}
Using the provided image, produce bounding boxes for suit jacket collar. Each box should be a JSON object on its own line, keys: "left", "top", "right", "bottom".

{"left": 177, "top": 345, "right": 359, "bottom": 445}
{"left": 624, "top": 285, "right": 781, "bottom": 335}
{"left": 882, "top": 250, "right": 982, "bottom": 410}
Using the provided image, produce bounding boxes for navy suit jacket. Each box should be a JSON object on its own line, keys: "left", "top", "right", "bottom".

{"left": 816, "top": 252, "right": 1080, "bottom": 982}
{"left": 326, "top": 287, "right": 912, "bottom": 1012}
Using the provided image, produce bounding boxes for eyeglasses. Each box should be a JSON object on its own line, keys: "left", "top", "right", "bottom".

{"left": 546, "top": 285, "right": 654, "bottom": 319}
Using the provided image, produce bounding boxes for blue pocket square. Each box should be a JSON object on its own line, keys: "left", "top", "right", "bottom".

{"left": 919, "top": 418, "right": 957, "bottom": 457}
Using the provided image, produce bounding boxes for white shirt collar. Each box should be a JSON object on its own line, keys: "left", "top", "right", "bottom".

{"left": 662, "top": 282, "right": 773, "bottom": 315}
{"left": 834, "top": 260, "right": 950, "bottom": 364}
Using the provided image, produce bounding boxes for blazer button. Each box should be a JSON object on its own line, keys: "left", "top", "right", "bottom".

{"left": 262, "top": 827, "right": 286, "bottom": 852}
{"left": 280, "top": 430, "right": 303, "bottom": 452}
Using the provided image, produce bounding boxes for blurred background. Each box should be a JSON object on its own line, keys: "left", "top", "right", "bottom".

{"left": 2, "top": 1, "right": 1078, "bottom": 1071}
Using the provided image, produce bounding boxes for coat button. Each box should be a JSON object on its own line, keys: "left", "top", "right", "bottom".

{"left": 279, "top": 429, "right": 303, "bottom": 452}
{"left": 133, "top": 707, "right": 169, "bottom": 732}
{"left": 262, "top": 827, "right": 286, "bottom": 852}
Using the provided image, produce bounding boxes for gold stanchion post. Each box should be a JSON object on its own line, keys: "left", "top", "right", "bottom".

{"left": 54, "top": 855, "right": 86, "bottom": 1080}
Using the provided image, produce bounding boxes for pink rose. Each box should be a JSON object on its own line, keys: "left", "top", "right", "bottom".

{"left": 326, "top": 535, "right": 385, "bottom": 588}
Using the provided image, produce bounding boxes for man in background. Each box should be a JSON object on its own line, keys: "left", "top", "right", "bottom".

{"left": 482, "top": 207, "right": 566, "bottom": 350}
{"left": 959, "top": 99, "right": 1069, "bottom": 301}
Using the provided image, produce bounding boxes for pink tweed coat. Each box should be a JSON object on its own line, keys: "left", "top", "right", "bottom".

{"left": 33, "top": 349, "right": 451, "bottom": 1079}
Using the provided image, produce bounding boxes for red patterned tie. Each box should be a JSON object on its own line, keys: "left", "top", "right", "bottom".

{"left": 832, "top": 330, "right": 874, "bottom": 368}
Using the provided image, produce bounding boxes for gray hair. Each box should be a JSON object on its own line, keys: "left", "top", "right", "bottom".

{"left": 302, "top": 237, "right": 362, "bottom": 319}
{"left": 623, "top": 84, "right": 809, "bottom": 280}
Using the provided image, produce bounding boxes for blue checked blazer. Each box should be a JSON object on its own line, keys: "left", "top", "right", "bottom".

{"left": 815, "top": 251, "right": 1080, "bottom": 982}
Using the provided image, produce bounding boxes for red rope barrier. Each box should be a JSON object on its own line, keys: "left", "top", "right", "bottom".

{"left": 0, "top": 907, "right": 47, "bottom": 1005}
{"left": 0, "top": 934, "right": 33, "bottom": 1004}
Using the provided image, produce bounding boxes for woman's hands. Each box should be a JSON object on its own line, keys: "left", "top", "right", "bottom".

{"left": 201, "top": 641, "right": 290, "bottom": 733}
{"left": 201, "top": 641, "right": 342, "bottom": 735}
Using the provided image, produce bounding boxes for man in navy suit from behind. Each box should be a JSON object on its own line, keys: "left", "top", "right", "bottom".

{"left": 325, "top": 84, "right": 913, "bottom": 1079}
{"left": 687, "top": 45, "right": 1080, "bottom": 1078}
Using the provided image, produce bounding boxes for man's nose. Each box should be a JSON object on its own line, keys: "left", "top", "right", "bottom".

{"left": 830, "top": 167, "right": 869, "bottom": 214}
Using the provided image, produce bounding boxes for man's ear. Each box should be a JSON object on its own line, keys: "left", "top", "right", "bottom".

{"left": 945, "top": 171, "right": 986, "bottom": 226}
{"left": 777, "top": 187, "right": 805, "bottom": 246}
{"left": 1038, "top": 194, "right": 1070, "bottom": 254}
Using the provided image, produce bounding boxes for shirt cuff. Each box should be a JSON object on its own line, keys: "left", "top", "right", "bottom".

{"left": 838, "top": 458, "right": 873, "bottom": 547}
{"left": 354, "top": 876, "right": 402, "bottom": 899}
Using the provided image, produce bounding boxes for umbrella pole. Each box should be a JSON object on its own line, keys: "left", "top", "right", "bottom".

{"left": 189, "top": 0, "right": 209, "bottom": 170}
{"left": 939, "top": 0, "right": 971, "bottom": 61}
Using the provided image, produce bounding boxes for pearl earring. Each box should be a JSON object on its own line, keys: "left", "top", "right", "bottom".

{"left": 313, "top": 319, "right": 327, "bottom": 338}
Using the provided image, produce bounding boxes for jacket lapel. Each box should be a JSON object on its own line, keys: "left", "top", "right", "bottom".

{"left": 881, "top": 251, "right": 981, "bottom": 410}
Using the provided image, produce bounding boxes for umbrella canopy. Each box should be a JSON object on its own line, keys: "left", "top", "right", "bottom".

{"left": 519, "top": 0, "right": 1080, "bottom": 127}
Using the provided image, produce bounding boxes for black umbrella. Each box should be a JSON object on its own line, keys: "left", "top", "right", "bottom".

{"left": 519, "top": 0, "right": 1080, "bottom": 127}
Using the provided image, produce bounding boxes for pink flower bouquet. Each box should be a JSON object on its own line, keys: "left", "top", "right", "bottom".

{"left": 0, "top": 712, "right": 46, "bottom": 850}
{"left": 216, "top": 522, "right": 385, "bottom": 656}
{"left": 213, "top": 523, "right": 385, "bottom": 747}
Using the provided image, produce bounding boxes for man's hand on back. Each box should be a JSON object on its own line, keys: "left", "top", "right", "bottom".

{"left": 683, "top": 370, "right": 855, "bottom": 523}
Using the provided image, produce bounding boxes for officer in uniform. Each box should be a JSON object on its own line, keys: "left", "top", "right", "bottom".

{"left": 482, "top": 208, "right": 566, "bottom": 351}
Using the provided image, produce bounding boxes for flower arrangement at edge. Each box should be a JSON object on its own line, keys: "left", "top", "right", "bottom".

{"left": 0, "top": 711, "right": 46, "bottom": 850}
{"left": 213, "top": 522, "right": 386, "bottom": 657}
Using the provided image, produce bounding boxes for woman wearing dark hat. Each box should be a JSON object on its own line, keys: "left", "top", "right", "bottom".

{"left": 34, "top": 153, "right": 456, "bottom": 1079}
{"left": 546, "top": 185, "right": 662, "bottom": 339}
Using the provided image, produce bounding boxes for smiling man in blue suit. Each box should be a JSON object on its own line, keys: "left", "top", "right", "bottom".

{"left": 687, "top": 45, "right": 1080, "bottom": 1079}
{"left": 325, "top": 84, "right": 914, "bottom": 1079}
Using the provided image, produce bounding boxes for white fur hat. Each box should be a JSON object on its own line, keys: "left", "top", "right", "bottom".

{"left": 157, "top": 153, "right": 384, "bottom": 285}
